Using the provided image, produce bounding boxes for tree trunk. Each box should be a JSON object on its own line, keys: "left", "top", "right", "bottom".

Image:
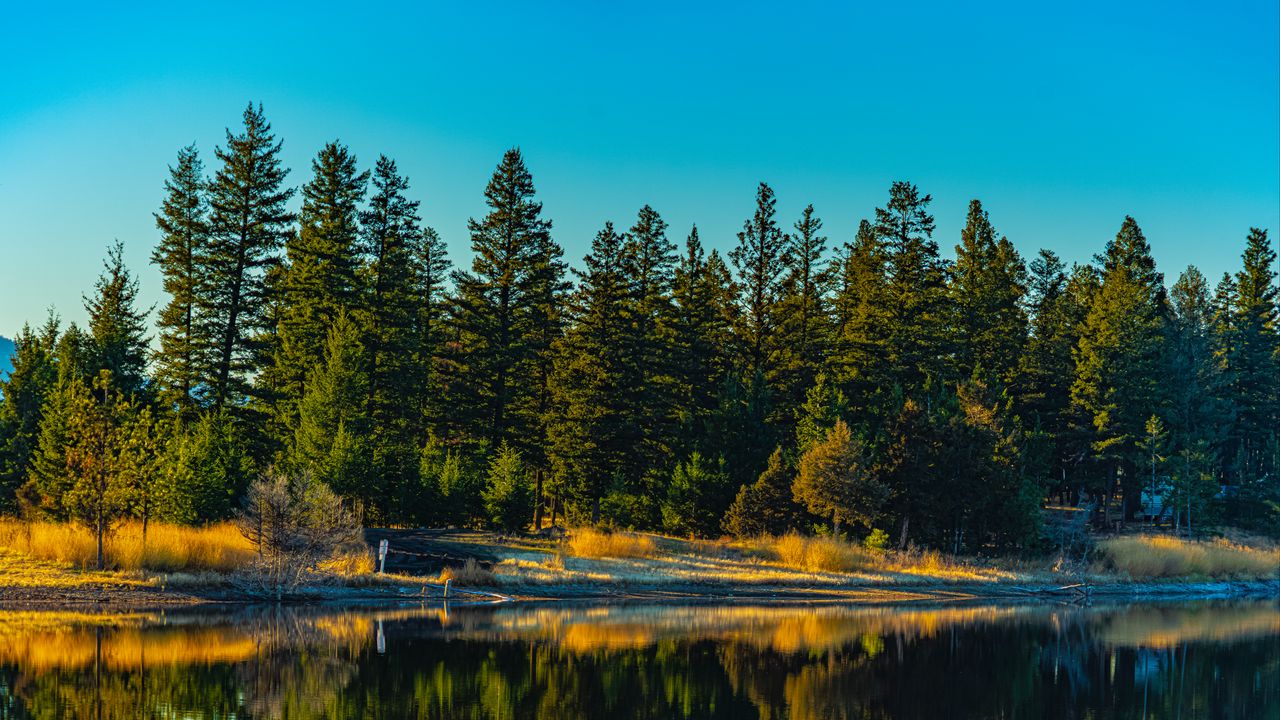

{"left": 96, "top": 518, "right": 105, "bottom": 571}
{"left": 533, "top": 469, "right": 544, "bottom": 530}
{"left": 591, "top": 495, "right": 601, "bottom": 526}
{"left": 832, "top": 516, "right": 841, "bottom": 537}
{"left": 898, "top": 516, "right": 910, "bottom": 550}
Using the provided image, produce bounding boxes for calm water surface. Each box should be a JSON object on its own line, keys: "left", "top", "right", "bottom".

{"left": 0, "top": 599, "right": 1275, "bottom": 719}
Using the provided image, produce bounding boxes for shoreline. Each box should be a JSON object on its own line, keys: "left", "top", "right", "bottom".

{"left": 2, "top": 575, "right": 1275, "bottom": 612}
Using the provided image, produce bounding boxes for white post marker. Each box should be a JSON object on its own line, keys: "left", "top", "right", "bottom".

{"left": 378, "top": 539, "right": 389, "bottom": 574}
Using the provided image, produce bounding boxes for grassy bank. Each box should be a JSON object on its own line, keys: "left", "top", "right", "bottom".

{"left": 0, "top": 521, "right": 1275, "bottom": 606}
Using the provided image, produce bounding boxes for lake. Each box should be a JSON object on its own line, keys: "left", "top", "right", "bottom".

{"left": 0, "top": 599, "right": 1275, "bottom": 719}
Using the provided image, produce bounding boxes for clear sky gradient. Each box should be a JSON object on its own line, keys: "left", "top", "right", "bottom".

{"left": 1, "top": 1, "right": 1277, "bottom": 336}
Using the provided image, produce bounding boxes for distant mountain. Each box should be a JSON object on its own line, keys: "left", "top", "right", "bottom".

{"left": 0, "top": 335, "right": 14, "bottom": 378}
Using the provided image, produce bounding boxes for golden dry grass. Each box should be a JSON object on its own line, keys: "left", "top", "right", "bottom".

{"left": 1097, "top": 535, "right": 1280, "bottom": 579}
{"left": 0, "top": 519, "right": 255, "bottom": 573}
{"left": 766, "top": 533, "right": 875, "bottom": 573}
{"left": 439, "top": 558, "right": 499, "bottom": 586}
{"left": 318, "top": 548, "right": 376, "bottom": 577}
{"left": 566, "top": 527, "right": 658, "bottom": 559}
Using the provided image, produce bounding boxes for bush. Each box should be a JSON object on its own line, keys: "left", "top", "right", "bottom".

{"left": 863, "top": 528, "right": 890, "bottom": 552}
{"left": 567, "top": 527, "right": 657, "bottom": 559}
{"left": 236, "top": 470, "right": 363, "bottom": 596}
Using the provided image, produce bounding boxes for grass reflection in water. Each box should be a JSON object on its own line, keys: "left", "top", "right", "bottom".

{"left": 0, "top": 601, "right": 1275, "bottom": 719}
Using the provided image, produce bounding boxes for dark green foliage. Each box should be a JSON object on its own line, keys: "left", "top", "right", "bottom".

{"left": 151, "top": 145, "right": 208, "bottom": 418}
{"left": 1070, "top": 217, "right": 1169, "bottom": 517}
{"left": 829, "top": 219, "right": 892, "bottom": 409}
{"left": 202, "top": 103, "right": 295, "bottom": 410}
{"left": 662, "top": 452, "right": 732, "bottom": 537}
{"left": 4, "top": 118, "right": 1277, "bottom": 547}
{"left": 546, "top": 222, "right": 631, "bottom": 524}
{"left": 288, "top": 313, "right": 376, "bottom": 518}
{"left": 670, "top": 228, "right": 734, "bottom": 450}
{"left": 272, "top": 141, "right": 368, "bottom": 421}
{"left": 1223, "top": 229, "right": 1278, "bottom": 484}
{"left": 729, "top": 183, "right": 786, "bottom": 378}
{"left": 722, "top": 447, "right": 798, "bottom": 538}
{"left": 875, "top": 181, "right": 950, "bottom": 394}
{"left": 0, "top": 318, "right": 60, "bottom": 510}
{"left": 950, "top": 200, "right": 1027, "bottom": 388}
{"left": 84, "top": 241, "right": 151, "bottom": 398}
{"left": 482, "top": 442, "right": 532, "bottom": 532}
{"left": 776, "top": 204, "right": 831, "bottom": 418}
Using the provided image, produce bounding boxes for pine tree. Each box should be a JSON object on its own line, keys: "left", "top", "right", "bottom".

{"left": 792, "top": 419, "right": 887, "bottom": 535}
{"left": 0, "top": 318, "right": 60, "bottom": 509}
{"left": 63, "top": 371, "right": 142, "bottom": 569}
{"left": 417, "top": 225, "right": 452, "bottom": 430}
{"left": 289, "top": 313, "right": 375, "bottom": 517}
{"left": 1019, "top": 251, "right": 1085, "bottom": 501}
{"left": 482, "top": 441, "right": 532, "bottom": 532}
{"left": 450, "top": 148, "right": 556, "bottom": 450}
{"left": 661, "top": 451, "right": 731, "bottom": 537}
{"left": 1071, "top": 218, "right": 1168, "bottom": 519}
{"left": 722, "top": 447, "right": 797, "bottom": 538}
{"left": 273, "top": 141, "right": 368, "bottom": 420}
{"left": 1167, "top": 266, "right": 1227, "bottom": 476}
{"left": 84, "top": 241, "right": 151, "bottom": 398}
{"left": 620, "top": 205, "right": 678, "bottom": 482}
{"left": 950, "top": 200, "right": 1027, "bottom": 388}
{"left": 359, "top": 156, "right": 424, "bottom": 428}
{"left": 875, "top": 181, "right": 950, "bottom": 393}
{"left": 729, "top": 182, "right": 787, "bottom": 378}
{"left": 830, "top": 219, "right": 892, "bottom": 409}
{"left": 1225, "top": 228, "right": 1278, "bottom": 485}
{"left": 670, "top": 227, "right": 733, "bottom": 449}
{"left": 201, "top": 103, "right": 295, "bottom": 410}
{"left": 545, "top": 222, "right": 632, "bottom": 524}
{"left": 776, "top": 204, "right": 831, "bottom": 415}
{"left": 151, "top": 145, "right": 208, "bottom": 418}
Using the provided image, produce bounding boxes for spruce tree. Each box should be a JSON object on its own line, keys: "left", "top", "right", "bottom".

{"left": 0, "top": 318, "right": 60, "bottom": 509}
{"left": 1226, "top": 228, "right": 1278, "bottom": 485}
{"left": 450, "top": 148, "right": 557, "bottom": 450}
{"left": 273, "top": 141, "right": 368, "bottom": 420}
{"left": 950, "top": 199, "right": 1028, "bottom": 388}
{"left": 729, "top": 182, "right": 787, "bottom": 378}
{"left": 289, "top": 313, "right": 376, "bottom": 517}
{"left": 830, "top": 219, "right": 892, "bottom": 409}
{"left": 670, "top": 227, "right": 733, "bottom": 449}
{"left": 1071, "top": 218, "right": 1168, "bottom": 519}
{"left": 151, "top": 144, "right": 208, "bottom": 418}
{"left": 875, "top": 181, "right": 950, "bottom": 393}
{"left": 84, "top": 241, "right": 151, "bottom": 398}
{"left": 545, "top": 222, "right": 631, "bottom": 524}
{"left": 776, "top": 204, "right": 831, "bottom": 415}
{"left": 620, "top": 205, "right": 678, "bottom": 482}
{"left": 359, "top": 156, "right": 424, "bottom": 429}
{"left": 201, "top": 103, "right": 295, "bottom": 410}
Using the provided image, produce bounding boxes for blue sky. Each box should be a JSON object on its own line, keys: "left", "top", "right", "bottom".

{"left": 1, "top": 1, "right": 1276, "bottom": 337}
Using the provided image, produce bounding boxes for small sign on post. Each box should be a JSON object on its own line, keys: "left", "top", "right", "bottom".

{"left": 377, "top": 539, "right": 389, "bottom": 574}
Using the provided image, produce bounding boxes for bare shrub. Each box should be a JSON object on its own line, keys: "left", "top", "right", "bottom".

{"left": 236, "top": 470, "right": 363, "bottom": 597}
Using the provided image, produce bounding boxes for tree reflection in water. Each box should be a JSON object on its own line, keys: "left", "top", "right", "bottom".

{"left": 0, "top": 600, "right": 1275, "bottom": 719}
